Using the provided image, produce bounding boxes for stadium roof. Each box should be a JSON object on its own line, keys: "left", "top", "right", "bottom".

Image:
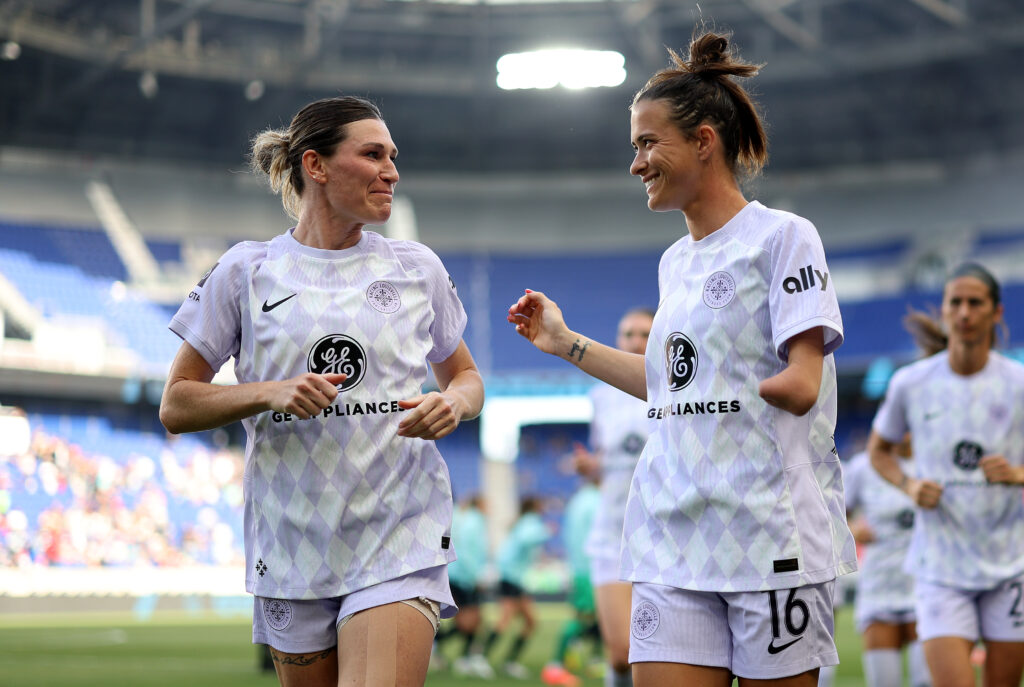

{"left": 2, "top": 0, "right": 1024, "bottom": 174}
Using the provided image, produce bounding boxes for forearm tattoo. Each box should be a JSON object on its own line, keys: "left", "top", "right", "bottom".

{"left": 568, "top": 338, "right": 591, "bottom": 362}
{"left": 270, "top": 647, "right": 336, "bottom": 666}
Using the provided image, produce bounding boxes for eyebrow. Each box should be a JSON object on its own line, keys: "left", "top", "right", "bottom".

{"left": 361, "top": 141, "right": 399, "bottom": 158}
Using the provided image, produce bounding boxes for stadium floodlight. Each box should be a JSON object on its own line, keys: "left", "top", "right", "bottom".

{"left": 496, "top": 48, "right": 626, "bottom": 90}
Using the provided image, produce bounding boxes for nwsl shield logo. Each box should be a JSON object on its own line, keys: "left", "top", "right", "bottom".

{"left": 665, "top": 332, "right": 698, "bottom": 391}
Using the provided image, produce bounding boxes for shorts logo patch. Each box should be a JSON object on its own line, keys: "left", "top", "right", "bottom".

{"left": 631, "top": 600, "right": 660, "bottom": 640}
{"left": 366, "top": 281, "right": 401, "bottom": 314}
{"left": 703, "top": 271, "right": 736, "bottom": 308}
{"left": 263, "top": 599, "right": 292, "bottom": 631}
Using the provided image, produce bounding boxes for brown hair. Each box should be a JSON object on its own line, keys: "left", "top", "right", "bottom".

{"left": 250, "top": 96, "right": 383, "bottom": 220}
{"left": 632, "top": 30, "right": 768, "bottom": 178}
{"left": 903, "top": 261, "right": 1007, "bottom": 355}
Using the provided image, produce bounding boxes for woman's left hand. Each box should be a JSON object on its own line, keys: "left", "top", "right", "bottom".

{"left": 397, "top": 391, "right": 462, "bottom": 439}
{"left": 980, "top": 454, "right": 1024, "bottom": 485}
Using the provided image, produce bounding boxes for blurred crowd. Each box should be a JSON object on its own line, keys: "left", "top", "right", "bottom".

{"left": 0, "top": 428, "right": 245, "bottom": 568}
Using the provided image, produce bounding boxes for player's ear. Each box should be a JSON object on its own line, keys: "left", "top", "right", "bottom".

{"left": 301, "top": 149, "right": 326, "bottom": 184}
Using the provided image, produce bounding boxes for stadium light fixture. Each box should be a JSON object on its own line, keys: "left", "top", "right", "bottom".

{"left": 1, "top": 41, "right": 20, "bottom": 61}
{"left": 496, "top": 48, "right": 626, "bottom": 90}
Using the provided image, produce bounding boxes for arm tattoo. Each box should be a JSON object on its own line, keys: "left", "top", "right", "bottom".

{"left": 568, "top": 338, "right": 591, "bottom": 362}
{"left": 271, "top": 646, "right": 336, "bottom": 666}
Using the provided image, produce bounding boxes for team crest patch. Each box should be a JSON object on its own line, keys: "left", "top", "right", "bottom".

{"left": 631, "top": 600, "right": 660, "bottom": 640}
{"left": 366, "top": 280, "right": 401, "bottom": 313}
{"left": 263, "top": 599, "right": 292, "bottom": 631}
{"left": 703, "top": 271, "right": 736, "bottom": 308}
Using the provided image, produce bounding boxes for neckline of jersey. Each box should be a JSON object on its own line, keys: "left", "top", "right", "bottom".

{"left": 283, "top": 227, "right": 371, "bottom": 259}
{"left": 685, "top": 200, "right": 759, "bottom": 250}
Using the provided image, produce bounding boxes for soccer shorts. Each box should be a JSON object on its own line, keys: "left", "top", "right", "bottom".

{"left": 915, "top": 574, "right": 1024, "bottom": 642}
{"left": 252, "top": 564, "right": 456, "bottom": 653}
{"left": 629, "top": 580, "right": 838, "bottom": 680}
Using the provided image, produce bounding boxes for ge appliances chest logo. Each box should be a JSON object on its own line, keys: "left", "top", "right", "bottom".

{"left": 703, "top": 271, "right": 736, "bottom": 308}
{"left": 952, "top": 440, "right": 984, "bottom": 471}
{"left": 665, "top": 332, "right": 698, "bottom": 391}
{"left": 366, "top": 280, "right": 401, "bottom": 314}
{"left": 308, "top": 334, "right": 366, "bottom": 392}
{"left": 783, "top": 265, "right": 829, "bottom": 294}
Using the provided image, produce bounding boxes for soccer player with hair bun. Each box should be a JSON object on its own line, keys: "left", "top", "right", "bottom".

{"left": 160, "top": 95, "right": 484, "bottom": 687}
{"left": 508, "top": 28, "right": 856, "bottom": 687}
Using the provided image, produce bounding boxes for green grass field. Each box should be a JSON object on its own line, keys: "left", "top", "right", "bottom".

{"left": 0, "top": 604, "right": 869, "bottom": 686}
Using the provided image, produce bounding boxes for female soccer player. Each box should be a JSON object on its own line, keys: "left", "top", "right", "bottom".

{"left": 159, "top": 95, "right": 484, "bottom": 687}
{"left": 869, "top": 262, "right": 1024, "bottom": 687}
{"left": 508, "top": 29, "right": 855, "bottom": 687}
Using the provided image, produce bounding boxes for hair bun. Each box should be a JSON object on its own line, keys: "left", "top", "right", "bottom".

{"left": 688, "top": 34, "right": 730, "bottom": 74}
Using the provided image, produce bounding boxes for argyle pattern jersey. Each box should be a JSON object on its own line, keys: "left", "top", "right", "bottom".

{"left": 843, "top": 451, "right": 917, "bottom": 617}
{"left": 585, "top": 383, "right": 651, "bottom": 563}
{"left": 170, "top": 229, "right": 466, "bottom": 599}
{"left": 620, "top": 201, "right": 857, "bottom": 593}
{"left": 873, "top": 351, "right": 1024, "bottom": 589}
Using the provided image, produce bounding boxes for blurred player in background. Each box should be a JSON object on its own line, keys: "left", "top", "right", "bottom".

{"left": 582, "top": 307, "right": 653, "bottom": 687}
{"left": 542, "top": 453, "right": 602, "bottom": 687}
{"left": 845, "top": 438, "right": 930, "bottom": 687}
{"left": 869, "top": 262, "right": 1024, "bottom": 687}
{"left": 441, "top": 493, "right": 495, "bottom": 678}
{"left": 159, "top": 95, "right": 484, "bottom": 687}
{"left": 508, "top": 28, "right": 855, "bottom": 687}
{"left": 482, "top": 495, "right": 552, "bottom": 679}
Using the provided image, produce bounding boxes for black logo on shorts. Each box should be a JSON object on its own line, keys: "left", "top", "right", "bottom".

{"left": 366, "top": 281, "right": 401, "bottom": 314}
{"left": 263, "top": 599, "right": 292, "bottom": 631}
{"left": 631, "top": 601, "right": 660, "bottom": 639}
{"left": 896, "top": 508, "right": 915, "bottom": 530}
{"left": 953, "top": 440, "right": 984, "bottom": 471}
{"left": 768, "top": 636, "right": 803, "bottom": 654}
{"left": 308, "top": 334, "right": 366, "bottom": 392}
{"left": 665, "top": 332, "right": 698, "bottom": 391}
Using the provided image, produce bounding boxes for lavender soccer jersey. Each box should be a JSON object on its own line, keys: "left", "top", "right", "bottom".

{"left": 170, "top": 229, "right": 466, "bottom": 599}
{"left": 843, "top": 451, "right": 917, "bottom": 620}
{"left": 872, "top": 351, "right": 1024, "bottom": 589}
{"left": 620, "top": 201, "right": 857, "bottom": 592}
{"left": 585, "top": 383, "right": 650, "bottom": 564}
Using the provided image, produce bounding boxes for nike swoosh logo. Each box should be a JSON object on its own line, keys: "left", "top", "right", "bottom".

{"left": 767, "top": 636, "right": 803, "bottom": 655}
{"left": 924, "top": 411, "right": 942, "bottom": 421}
{"left": 262, "top": 293, "right": 297, "bottom": 312}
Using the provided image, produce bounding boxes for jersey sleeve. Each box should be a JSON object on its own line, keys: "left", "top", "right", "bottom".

{"left": 871, "top": 368, "right": 911, "bottom": 443}
{"left": 393, "top": 241, "right": 468, "bottom": 363}
{"left": 767, "top": 217, "right": 844, "bottom": 361}
{"left": 168, "top": 241, "right": 266, "bottom": 370}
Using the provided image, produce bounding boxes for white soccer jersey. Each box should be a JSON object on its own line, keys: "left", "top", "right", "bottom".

{"left": 170, "top": 229, "right": 466, "bottom": 599}
{"left": 843, "top": 451, "right": 916, "bottom": 619}
{"left": 585, "top": 383, "right": 650, "bottom": 564}
{"left": 872, "top": 350, "right": 1024, "bottom": 589}
{"left": 620, "top": 201, "right": 857, "bottom": 592}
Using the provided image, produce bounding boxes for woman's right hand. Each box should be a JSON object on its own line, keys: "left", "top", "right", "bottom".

{"left": 905, "top": 477, "right": 943, "bottom": 509}
{"left": 507, "top": 289, "right": 571, "bottom": 356}
{"left": 266, "top": 373, "right": 347, "bottom": 420}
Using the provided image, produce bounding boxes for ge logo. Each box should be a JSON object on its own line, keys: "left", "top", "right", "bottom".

{"left": 307, "top": 334, "right": 366, "bottom": 392}
{"left": 665, "top": 332, "right": 698, "bottom": 391}
{"left": 896, "top": 508, "right": 915, "bottom": 530}
{"left": 952, "top": 440, "right": 984, "bottom": 471}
